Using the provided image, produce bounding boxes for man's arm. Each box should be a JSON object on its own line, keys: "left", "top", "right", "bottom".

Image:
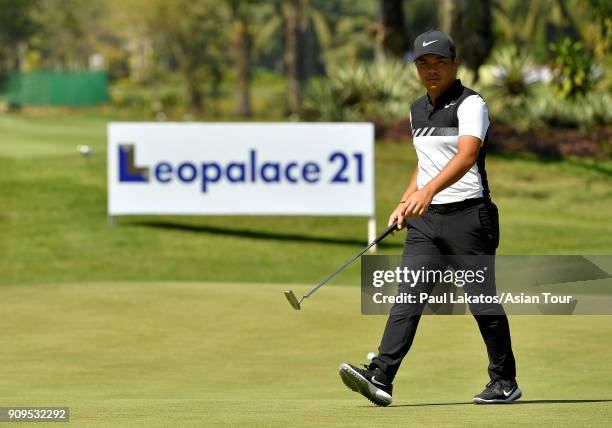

{"left": 398, "top": 136, "right": 481, "bottom": 221}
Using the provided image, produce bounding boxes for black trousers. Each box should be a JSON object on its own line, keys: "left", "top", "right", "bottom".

{"left": 371, "top": 199, "right": 517, "bottom": 383}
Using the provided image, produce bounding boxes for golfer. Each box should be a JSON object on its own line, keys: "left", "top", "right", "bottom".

{"left": 339, "top": 30, "right": 520, "bottom": 406}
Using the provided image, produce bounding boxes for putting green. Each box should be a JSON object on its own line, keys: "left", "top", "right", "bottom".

{"left": 1, "top": 281, "right": 611, "bottom": 426}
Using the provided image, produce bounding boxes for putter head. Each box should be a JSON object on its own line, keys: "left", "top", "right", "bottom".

{"left": 284, "top": 290, "right": 301, "bottom": 310}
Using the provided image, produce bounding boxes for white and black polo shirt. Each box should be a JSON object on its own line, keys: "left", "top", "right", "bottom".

{"left": 410, "top": 79, "right": 490, "bottom": 204}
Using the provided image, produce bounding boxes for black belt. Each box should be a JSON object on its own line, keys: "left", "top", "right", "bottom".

{"left": 428, "top": 197, "right": 489, "bottom": 214}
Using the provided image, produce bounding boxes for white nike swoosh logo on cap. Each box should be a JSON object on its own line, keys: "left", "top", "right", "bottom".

{"left": 370, "top": 376, "right": 386, "bottom": 387}
{"left": 423, "top": 40, "right": 438, "bottom": 47}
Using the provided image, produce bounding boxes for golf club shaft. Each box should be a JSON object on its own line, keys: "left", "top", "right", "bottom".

{"left": 303, "top": 222, "right": 398, "bottom": 299}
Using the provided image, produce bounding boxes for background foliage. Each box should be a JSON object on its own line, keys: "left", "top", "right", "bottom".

{"left": 0, "top": 0, "right": 610, "bottom": 156}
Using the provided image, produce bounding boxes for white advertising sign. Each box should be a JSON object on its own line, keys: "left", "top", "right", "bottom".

{"left": 107, "top": 123, "right": 375, "bottom": 217}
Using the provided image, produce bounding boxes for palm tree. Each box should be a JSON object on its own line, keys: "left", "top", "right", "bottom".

{"left": 227, "top": 0, "right": 344, "bottom": 117}
{"left": 442, "top": 0, "right": 494, "bottom": 82}
{"left": 282, "top": 0, "right": 304, "bottom": 114}
{"left": 374, "top": 0, "right": 408, "bottom": 61}
{"left": 254, "top": 0, "right": 375, "bottom": 115}
{"left": 492, "top": 0, "right": 583, "bottom": 58}
{"left": 228, "top": 0, "right": 253, "bottom": 117}
{"left": 149, "top": 0, "right": 227, "bottom": 114}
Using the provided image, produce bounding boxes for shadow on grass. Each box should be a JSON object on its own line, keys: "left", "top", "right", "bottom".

{"left": 132, "top": 220, "right": 403, "bottom": 248}
{"left": 370, "top": 399, "right": 612, "bottom": 408}
{"left": 511, "top": 399, "right": 612, "bottom": 405}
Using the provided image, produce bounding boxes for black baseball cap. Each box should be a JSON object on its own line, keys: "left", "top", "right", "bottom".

{"left": 413, "top": 30, "right": 456, "bottom": 60}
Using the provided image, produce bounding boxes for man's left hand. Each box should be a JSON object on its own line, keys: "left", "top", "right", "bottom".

{"left": 402, "top": 187, "right": 434, "bottom": 217}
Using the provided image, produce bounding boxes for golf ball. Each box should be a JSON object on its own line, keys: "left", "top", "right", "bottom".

{"left": 367, "top": 352, "right": 376, "bottom": 361}
{"left": 77, "top": 144, "right": 92, "bottom": 156}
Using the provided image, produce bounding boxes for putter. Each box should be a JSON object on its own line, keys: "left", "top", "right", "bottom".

{"left": 284, "top": 222, "right": 398, "bottom": 310}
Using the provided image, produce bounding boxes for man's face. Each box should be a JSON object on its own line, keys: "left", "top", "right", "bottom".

{"left": 414, "top": 54, "right": 458, "bottom": 93}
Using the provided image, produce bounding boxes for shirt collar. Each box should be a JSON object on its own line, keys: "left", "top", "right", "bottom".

{"left": 426, "top": 79, "right": 463, "bottom": 112}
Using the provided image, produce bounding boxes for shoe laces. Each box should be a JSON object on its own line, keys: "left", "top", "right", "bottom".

{"left": 364, "top": 363, "right": 380, "bottom": 374}
{"left": 486, "top": 379, "right": 503, "bottom": 390}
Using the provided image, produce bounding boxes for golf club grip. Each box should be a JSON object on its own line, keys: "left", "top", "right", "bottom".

{"left": 375, "top": 222, "right": 398, "bottom": 244}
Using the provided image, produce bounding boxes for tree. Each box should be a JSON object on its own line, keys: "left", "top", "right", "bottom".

{"left": 29, "top": 0, "right": 118, "bottom": 71}
{"left": 492, "top": 0, "right": 584, "bottom": 63}
{"left": 311, "top": 0, "right": 376, "bottom": 68}
{"left": 441, "top": 0, "right": 493, "bottom": 81}
{"left": 492, "top": 0, "right": 545, "bottom": 48}
{"left": 228, "top": 0, "right": 254, "bottom": 117}
{"left": 282, "top": 0, "right": 305, "bottom": 114}
{"left": 373, "top": 0, "right": 408, "bottom": 61}
{"left": 262, "top": 0, "right": 356, "bottom": 114}
{"left": 0, "top": 0, "right": 37, "bottom": 82}
{"left": 584, "top": 0, "right": 611, "bottom": 57}
{"left": 149, "top": 0, "right": 229, "bottom": 114}
{"left": 248, "top": 1, "right": 378, "bottom": 114}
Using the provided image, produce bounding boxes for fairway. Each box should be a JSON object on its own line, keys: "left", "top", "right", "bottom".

{"left": 1, "top": 281, "right": 611, "bottom": 426}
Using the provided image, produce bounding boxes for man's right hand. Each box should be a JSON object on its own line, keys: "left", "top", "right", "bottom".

{"left": 389, "top": 166, "right": 421, "bottom": 230}
{"left": 388, "top": 203, "right": 407, "bottom": 230}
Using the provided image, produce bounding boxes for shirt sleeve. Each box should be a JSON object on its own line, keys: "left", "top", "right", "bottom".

{"left": 457, "top": 95, "right": 490, "bottom": 145}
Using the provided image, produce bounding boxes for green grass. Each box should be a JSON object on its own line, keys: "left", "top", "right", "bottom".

{"left": 0, "top": 111, "right": 611, "bottom": 426}
{"left": 0, "top": 281, "right": 611, "bottom": 427}
{"left": 1, "top": 112, "right": 611, "bottom": 287}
